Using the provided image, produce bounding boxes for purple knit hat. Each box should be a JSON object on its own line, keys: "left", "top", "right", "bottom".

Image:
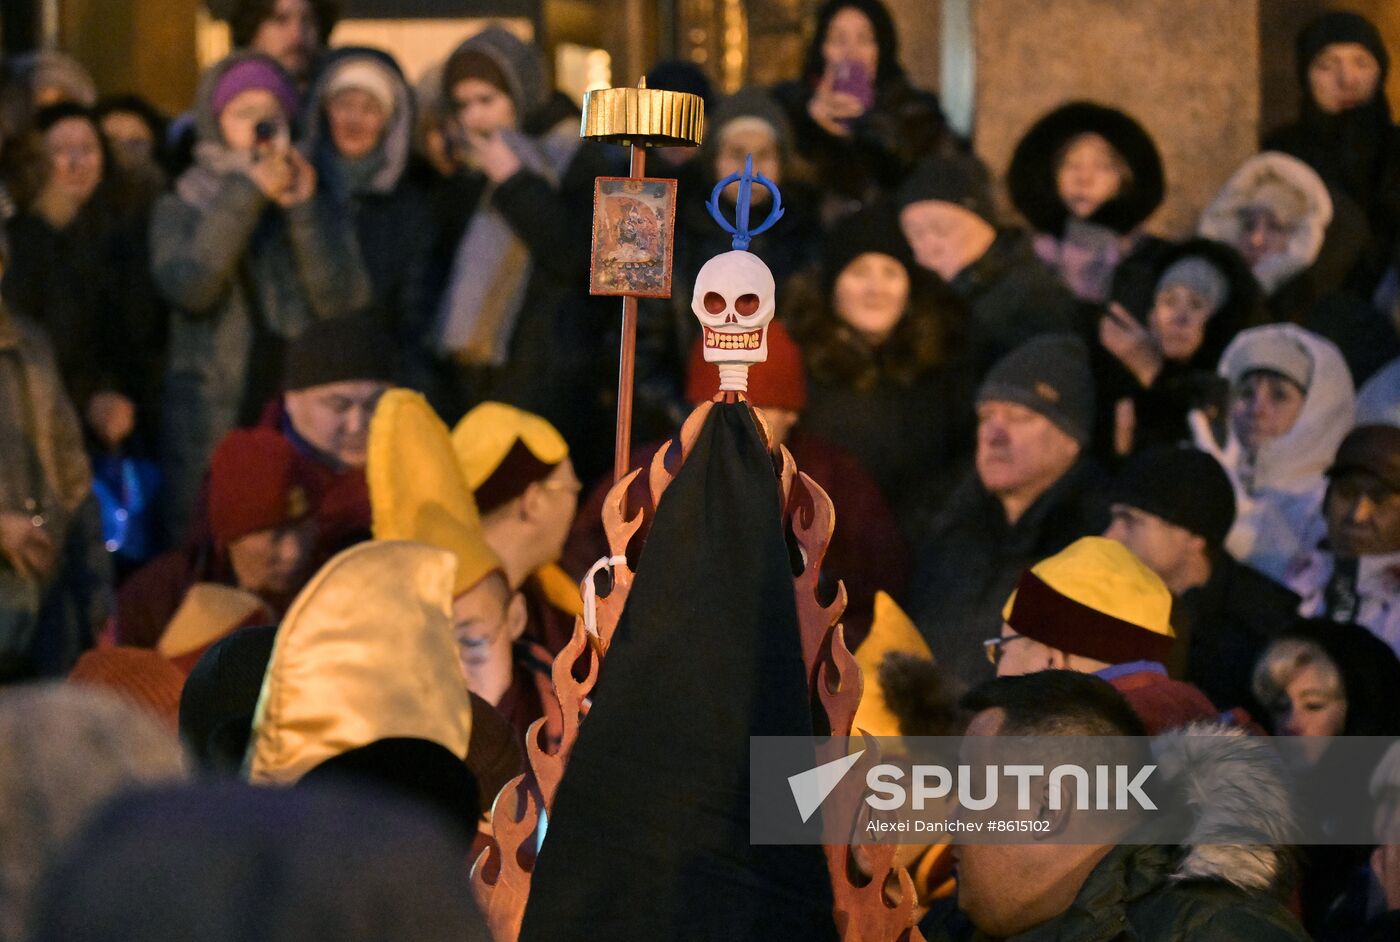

{"left": 211, "top": 58, "right": 299, "bottom": 122}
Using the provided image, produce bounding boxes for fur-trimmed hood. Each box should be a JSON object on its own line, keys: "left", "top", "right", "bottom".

{"left": 1198, "top": 152, "right": 1333, "bottom": 295}
{"left": 1008, "top": 100, "right": 1165, "bottom": 237}
{"left": 1151, "top": 722, "right": 1297, "bottom": 893}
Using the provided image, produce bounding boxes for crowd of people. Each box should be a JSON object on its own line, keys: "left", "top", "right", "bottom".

{"left": 5, "top": 0, "right": 1400, "bottom": 938}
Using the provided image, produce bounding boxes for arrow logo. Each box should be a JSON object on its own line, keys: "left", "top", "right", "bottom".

{"left": 787, "top": 749, "right": 865, "bottom": 823}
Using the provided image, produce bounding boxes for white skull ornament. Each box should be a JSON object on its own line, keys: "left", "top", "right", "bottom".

{"left": 691, "top": 250, "right": 777, "bottom": 393}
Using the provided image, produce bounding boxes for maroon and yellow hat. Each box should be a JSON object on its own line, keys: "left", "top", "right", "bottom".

{"left": 1002, "top": 537, "right": 1175, "bottom": 666}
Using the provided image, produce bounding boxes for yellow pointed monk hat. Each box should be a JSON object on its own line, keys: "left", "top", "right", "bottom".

{"left": 452, "top": 401, "right": 569, "bottom": 493}
{"left": 852, "top": 592, "right": 933, "bottom": 738}
{"left": 245, "top": 540, "right": 473, "bottom": 785}
{"left": 368, "top": 389, "right": 501, "bottom": 597}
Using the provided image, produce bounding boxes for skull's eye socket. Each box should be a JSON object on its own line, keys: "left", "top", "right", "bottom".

{"left": 703, "top": 292, "right": 727, "bottom": 315}
{"left": 736, "top": 294, "right": 760, "bottom": 316}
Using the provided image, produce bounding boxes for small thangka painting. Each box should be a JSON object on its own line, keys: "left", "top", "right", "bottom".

{"left": 589, "top": 177, "right": 677, "bottom": 298}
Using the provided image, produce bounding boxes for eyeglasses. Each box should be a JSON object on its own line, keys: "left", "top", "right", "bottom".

{"left": 983, "top": 633, "right": 1027, "bottom": 667}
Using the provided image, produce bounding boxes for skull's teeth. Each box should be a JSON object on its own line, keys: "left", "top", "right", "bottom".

{"left": 704, "top": 330, "right": 761, "bottom": 350}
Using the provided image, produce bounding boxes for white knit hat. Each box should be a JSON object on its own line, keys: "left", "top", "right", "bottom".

{"left": 324, "top": 58, "right": 398, "bottom": 116}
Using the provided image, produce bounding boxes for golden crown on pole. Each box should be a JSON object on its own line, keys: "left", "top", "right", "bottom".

{"left": 580, "top": 77, "right": 706, "bottom": 147}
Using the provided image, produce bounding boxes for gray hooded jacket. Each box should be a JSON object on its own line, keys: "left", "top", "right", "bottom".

{"left": 151, "top": 52, "right": 371, "bottom": 537}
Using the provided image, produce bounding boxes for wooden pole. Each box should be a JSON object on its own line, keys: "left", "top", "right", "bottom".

{"left": 613, "top": 143, "right": 648, "bottom": 485}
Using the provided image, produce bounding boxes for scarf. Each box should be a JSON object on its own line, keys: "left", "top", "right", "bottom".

{"left": 1034, "top": 218, "right": 1129, "bottom": 303}
{"left": 433, "top": 121, "right": 581, "bottom": 366}
{"left": 175, "top": 142, "right": 256, "bottom": 211}
{"left": 173, "top": 143, "right": 316, "bottom": 342}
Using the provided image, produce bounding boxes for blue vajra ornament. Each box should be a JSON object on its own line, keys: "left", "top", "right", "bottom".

{"left": 707, "top": 153, "right": 784, "bottom": 251}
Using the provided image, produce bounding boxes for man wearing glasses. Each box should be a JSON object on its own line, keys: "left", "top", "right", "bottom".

{"left": 986, "top": 536, "right": 1221, "bottom": 734}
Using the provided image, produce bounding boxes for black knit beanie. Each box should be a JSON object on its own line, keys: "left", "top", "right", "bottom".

{"left": 283, "top": 318, "right": 396, "bottom": 391}
{"left": 896, "top": 153, "right": 997, "bottom": 223}
{"left": 1110, "top": 444, "right": 1237, "bottom": 548}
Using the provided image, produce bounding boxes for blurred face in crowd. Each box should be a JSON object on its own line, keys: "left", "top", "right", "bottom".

{"left": 1309, "top": 42, "right": 1382, "bottom": 114}
{"left": 1271, "top": 660, "right": 1346, "bottom": 739}
{"left": 990, "top": 621, "right": 1110, "bottom": 677}
{"left": 218, "top": 88, "right": 288, "bottom": 153}
{"left": 954, "top": 707, "right": 1112, "bottom": 937}
{"left": 990, "top": 624, "right": 1051, "bottom": 677}
{"left": 1104, "top": 504, "right": 1204, "bottom": 595}
{"left": 99, "top": 110, "right": 156, "bottom": 171}
{"left": 284, "top": 380, "right": 390, "bottom": 470}
{"left": 976, "top": 401, "right": 1081, "bottom": 510}
{"left": 715, "top": 120, "right": 780, "bottom": 205}
{"left": 1230, "top": 370, "right": 1306, "bottom": 452}
{"left": 326, "top": 87, "right": 389, "bottom": 160}
{"left": 482, "top": 456, "right": 581, "bottom": 582}
{"left": 1235, "top": 206, "right": 1294, "bottom": 272}
{"left": 900, "top": 200, "right": 996, "bottom": 283}
{"left": 1055, "top": 132, "right": 1124, "bottom": 220}
{"left": 833, "top": 251, "right": 910, "bottom": 347}
{"left": 451, "top": 78, "right": 516, "bottom": 138}
{"left": 822, "top": 6, "right": 879, "bottom": 76}
{"left": 1148, "top": 283, "right": 1214, "bottom": 362}
{"left": 252, "top": 0, "right": 322, "bottom": 82}
{"left": 228, "top": 520, "right": 315, "bottom": 598}
{"left": 1326, "top": 472, "right": 1400, "bottom": 557}
{"left": 451, "top": 571, "right": 526, "bottom": 703}
{"left": 43, "top": 116, "right": 103, "bottom": 207}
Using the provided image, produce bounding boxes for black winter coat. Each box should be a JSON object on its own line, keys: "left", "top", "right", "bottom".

{"left": 771, "top": 76, "right": 958, "bottom": 222}
{"left": 1171, "top": 551, "right": 1299, "bottom": 715}
{"left": 3, "top": 205, "right": 164, "bottom": 425}
{"left": 348, "top": 175, "right": 435, "bottom": 373}
{"left": 921, "top": 843, "right": 1307, "bottom": 941}
{"left": 907, "top": 457, "right": 1109, "bottom": 686}
{"left": 801, "top": 364, "right": 972, "bottom": 536}
{"left": 946, "top": 229, "right": 1085, "bottom": 381}
{"left": 425, "top": 140, "right": 622, "bottom": 455}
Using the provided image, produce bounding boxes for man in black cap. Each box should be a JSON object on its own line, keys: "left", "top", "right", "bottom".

{"left": 897, "top": 153, "right": 1082, "bottom": 378}
{"left": 266, "top": 317, "right": 395, "bottom": 550}
{"left": 1105, "top": 444, "right": 1299, "bottom": 714}
{"left": 908, "top": 333, "right": 1108, "bottom": 685}
{"left": 1291, "top": 424, "right": 1400, "bottom": 659}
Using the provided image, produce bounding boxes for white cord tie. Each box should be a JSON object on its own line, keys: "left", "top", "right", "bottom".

{"left": 583, "top": 554, "right": 627, "bottom": 637}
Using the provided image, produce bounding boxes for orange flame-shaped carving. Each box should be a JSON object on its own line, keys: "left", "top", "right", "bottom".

{"left": 785, "top": 461, "right": 925, "bottom": 942}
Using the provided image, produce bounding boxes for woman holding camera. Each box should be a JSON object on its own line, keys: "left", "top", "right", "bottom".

{"left": 152, "top": 52, "right": 370, "bottom": 540}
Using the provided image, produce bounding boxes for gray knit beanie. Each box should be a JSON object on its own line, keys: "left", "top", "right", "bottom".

{"left": 976, "top": 333, "right": 1096, "bottom": 445}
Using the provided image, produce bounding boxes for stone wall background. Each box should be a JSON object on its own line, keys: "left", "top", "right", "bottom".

{"left": 965, "top": 0, "right": 1260, "bottom": 239}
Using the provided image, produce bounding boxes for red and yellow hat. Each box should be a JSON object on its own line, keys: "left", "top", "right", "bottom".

{"left": 1002, "top": 537, "right": 1175, "bottom": 665}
